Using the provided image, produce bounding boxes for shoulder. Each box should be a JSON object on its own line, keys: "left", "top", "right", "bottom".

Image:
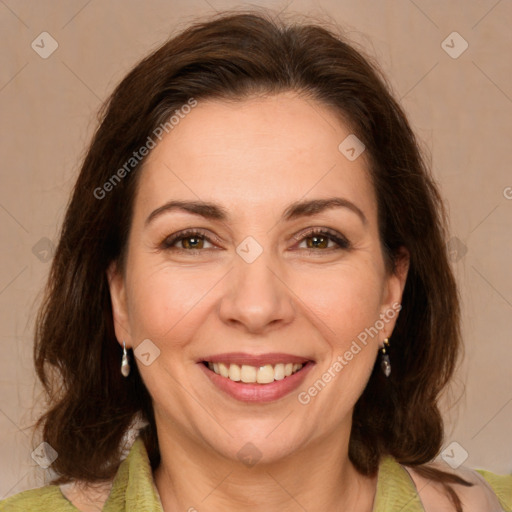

{"left": 0, "top": 485, "right": 75, "bottom": 511}
{"left": 0, "top": 480, "right": 112, "bottom": 512}
{"left": 59, "top": 480, "right": 113, "bottom": 511}
{"left": 476, "top": 468, "right": 512, "bottom": 511}
{"left": 0, "top": 429, "right": 144, "bottom": 512}
{"left": 404, "top": 460, "right": 511, "bottom": 512}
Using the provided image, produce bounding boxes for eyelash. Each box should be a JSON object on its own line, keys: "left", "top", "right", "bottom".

{"left": 160, "top": 228, "right": 351, "bottom": 253}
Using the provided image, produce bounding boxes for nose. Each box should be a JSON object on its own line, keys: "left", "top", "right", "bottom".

{"left": 218, "top": 249, "right": 295, "bottom": 334}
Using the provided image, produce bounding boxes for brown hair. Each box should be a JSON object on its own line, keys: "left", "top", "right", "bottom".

{"left": 33, "top": 10, "right": 470, "bottom": 510}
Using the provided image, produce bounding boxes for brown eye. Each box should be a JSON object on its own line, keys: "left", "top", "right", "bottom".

{"left": 295, "top": 228, "right": 351, "bottom": 251}
{"left": 305, "top": 234, "right": 330, "bottom": 249}
{"left": 180, "top": 235, "right": 205, "bottom": 249}
{"left": 161, "top": 229, "right": 215, "bottom": 251}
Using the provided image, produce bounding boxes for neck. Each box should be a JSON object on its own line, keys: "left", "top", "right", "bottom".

{"left": 153, "top": 421, "right": 377, "bottom": 512}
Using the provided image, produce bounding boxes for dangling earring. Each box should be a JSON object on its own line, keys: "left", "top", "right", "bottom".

{"left": 121, "top": 341, "right": 131, "bottom": 377}
{"left": 380, "top": 338, "right": 391, "bottom": 377}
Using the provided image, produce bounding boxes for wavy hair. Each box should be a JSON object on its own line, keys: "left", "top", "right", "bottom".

{"left": 33, "top": 10, "right": 470, "bottom": 510}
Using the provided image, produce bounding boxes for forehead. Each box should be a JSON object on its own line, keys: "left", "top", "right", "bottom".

{"left": 135, "top": 92, "right": 377, "bottom": 223}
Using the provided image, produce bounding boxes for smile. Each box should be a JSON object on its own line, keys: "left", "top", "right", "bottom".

{"left": 198, "top": 358, "right": 315, "bottom": 403}
{"left": 203, "top": 361, "right": 304, "bottom": 384}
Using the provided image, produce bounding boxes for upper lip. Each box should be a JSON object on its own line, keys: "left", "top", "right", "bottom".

{"left": 199, "top": 352, "right": 314, "bottom": 367}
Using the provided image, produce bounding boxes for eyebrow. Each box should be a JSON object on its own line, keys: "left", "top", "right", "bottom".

{"left": 145, "top": 197, "right": 367, "bottom": 226}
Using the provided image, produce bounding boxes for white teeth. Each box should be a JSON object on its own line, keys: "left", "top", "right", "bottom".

{"left": 240, "top": 364, "right": 257, "bottom": 383}
{"left": 218, "top": 362, "right": 230, "bottom": 378}
{"left": 273, "top": 363, "right": 285, "bottom": 380}
{"left": 256, "top": 364, "right": 274, "bottom": 384}
{"left": 206, "top": 361, "right": 305, "bottom": 384}
{"left": 228, "top": 363, "right": 241, "bottom": 382}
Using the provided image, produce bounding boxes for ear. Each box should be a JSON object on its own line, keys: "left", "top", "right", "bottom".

{"left": 380, "top": 246, "right": 410, "bottom": 340}
{"left": 107, "top": 261, "right": 133, "bottom": 348}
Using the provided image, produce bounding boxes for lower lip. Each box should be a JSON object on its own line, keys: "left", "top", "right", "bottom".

{"left": 198, "top": 361, "right": 315, "bottom": 403}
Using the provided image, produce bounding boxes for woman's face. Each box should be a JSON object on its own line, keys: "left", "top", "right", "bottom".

{"left": 109, "top": 92, "right": 408, "bottom": 465}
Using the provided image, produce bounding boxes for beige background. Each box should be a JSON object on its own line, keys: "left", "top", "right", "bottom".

{"left": 0, "top": 0, "right": 511, "bottom": 499}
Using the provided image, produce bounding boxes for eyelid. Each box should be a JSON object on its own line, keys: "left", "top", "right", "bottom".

{"left": 160, "top": 227, "right": 351, "bottom": 251}
{"left": 291, "top": 227, "right": 351, "bottom": 250}
{"left": 160, "top": 228, "right": 220, "bottom": 250}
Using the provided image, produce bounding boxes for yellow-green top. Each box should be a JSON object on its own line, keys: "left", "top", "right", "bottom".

{"left": 1, "top": 437, "right": 511, "bottom": 511}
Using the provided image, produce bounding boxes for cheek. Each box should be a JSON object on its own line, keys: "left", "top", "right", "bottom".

{"left": 291, "top": 261, "right": 385, "bottom": 347}
{"left": 125, "top": 262, "right": 223, "bottom": 342}
{"left": 294, "top": 267, "right": 384, "bottom": 418}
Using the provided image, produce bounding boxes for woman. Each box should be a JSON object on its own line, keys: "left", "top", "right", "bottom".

{"left": 1, "top": 10, "right": 510, "bottom": 512}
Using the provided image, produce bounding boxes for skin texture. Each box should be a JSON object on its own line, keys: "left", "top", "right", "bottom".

{"left": 405, "top": 464, "right": 506, "bottom": 512}
{"left": 108, "top": 92, "right": 409, "bottom": 512}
